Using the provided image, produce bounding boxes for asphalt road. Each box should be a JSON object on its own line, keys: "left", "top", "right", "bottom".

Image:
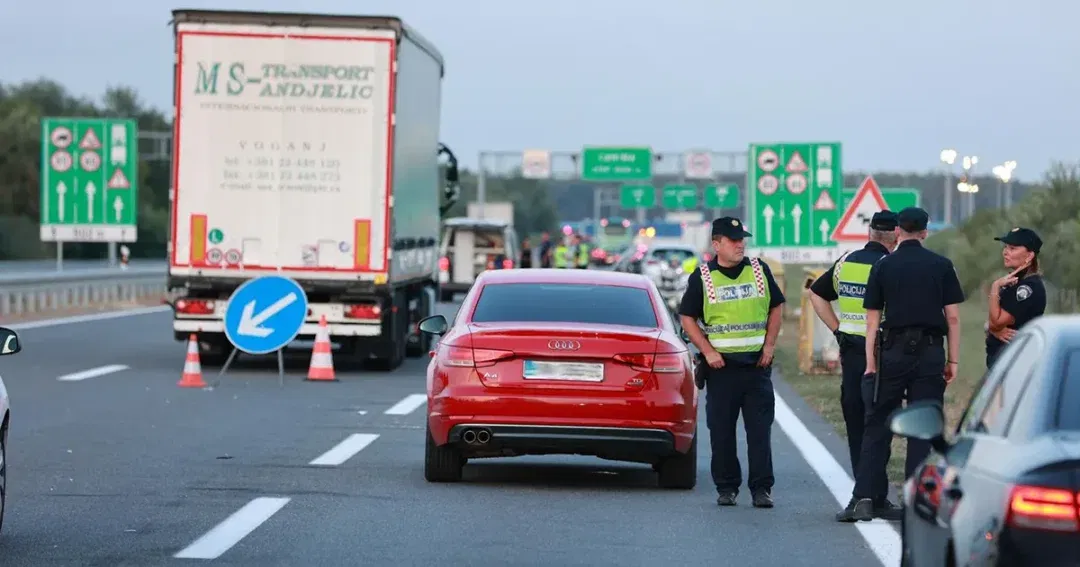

{"left": 0, "top": 301, "right": 896, "bottom": 566}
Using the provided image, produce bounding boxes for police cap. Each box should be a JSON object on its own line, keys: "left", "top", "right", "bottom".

{"left": 712, "top": 217, "right": 752, "bottom": 240}
{"left": 897, "top": 207, "right": 930, "bottom": 232}
{"left": 869, "top": 210, "right": 898, "bottom": 231}
{"left": 994, "top": 227, "right": 1042, "bottom": 253}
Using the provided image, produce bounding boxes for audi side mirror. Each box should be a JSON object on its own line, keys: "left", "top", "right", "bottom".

{"left": 0, "top": 327, "right": 20, "bottom": 355}
{"left": 418, "top": 315, "right": 448, "bottom": 335}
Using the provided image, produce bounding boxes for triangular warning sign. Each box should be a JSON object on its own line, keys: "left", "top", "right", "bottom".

{"left": 785, "top": 151, "right": 808, "bottom": 173}
{"left": 813, "top": 191, "right": 835, "bottom": 210}
{"left": 831, "top": 176, "right": 889, "bottom": 241}
{"left": 79, "top": 129, "right": 102, "bottom": 150}
{"left": 107, "top": 168, "right": 130, "bottom": 189}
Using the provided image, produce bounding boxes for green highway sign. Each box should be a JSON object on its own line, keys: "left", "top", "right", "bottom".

{"left": 748, "top": 142, "right": 842, "bottom": 248}
{"left": 704, "top": 184, "right": 739, "bottom": 208}
{"left": 40, "top": 117, "right": 139, "bottom": 242}
{"left": 581, "top": 147, "right": 653, "bottom": 181}
{"left": 841, "top": 187, "right": 920, "bottom": 211}
{"left": 619, "top": 184, "right": 655, "bottom": 208}
{"left": 662, "top": 184, "right": 697, "bottom": 209}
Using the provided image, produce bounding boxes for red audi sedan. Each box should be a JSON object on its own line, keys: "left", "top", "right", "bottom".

{"left": 419, "top": 268, "right": 699, "bottom": 489}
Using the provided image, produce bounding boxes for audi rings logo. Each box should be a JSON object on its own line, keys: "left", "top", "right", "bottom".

{"left": 548, "top": 340, "right": 581, "bottom": 351}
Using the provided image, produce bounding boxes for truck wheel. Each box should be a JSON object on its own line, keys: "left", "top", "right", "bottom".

{"left": 424, "top": 423, "right": 464, "bottom": 482}
{"left": 657, "top": 432, "right": 697, "bottom": 489}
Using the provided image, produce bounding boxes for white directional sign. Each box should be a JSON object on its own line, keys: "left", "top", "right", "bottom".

{"left": 521, "top": 149, "right": 552, "bottom": 179}
{"left": 683, "top": 150, "right": 713, "bottom": 179}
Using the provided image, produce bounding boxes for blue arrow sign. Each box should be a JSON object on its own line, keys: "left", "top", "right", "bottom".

{"left": 223, "top": 276, "right": 309, "bottom": 355}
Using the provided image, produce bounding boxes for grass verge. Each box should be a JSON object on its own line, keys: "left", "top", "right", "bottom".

{"left": 772, "top": 264, "right": 988, "bottom": 487}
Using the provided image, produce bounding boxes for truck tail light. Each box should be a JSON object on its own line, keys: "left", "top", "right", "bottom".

{"left": 439, "top": 257, "right": 449, "bottom": 271}
{"left": 175, "top": 299, "right": 215, "bottom": 315}
{"left": 345, "top": 304, "right": 381, "bottom": 319}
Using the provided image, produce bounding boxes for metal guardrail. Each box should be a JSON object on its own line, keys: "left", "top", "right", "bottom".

{"left": 0, "top": 267, "right": 166, "bottom": 317}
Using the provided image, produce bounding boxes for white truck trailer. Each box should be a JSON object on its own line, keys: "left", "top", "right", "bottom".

{"left": 166, "top": 9, "right": 460, "bottom": 370}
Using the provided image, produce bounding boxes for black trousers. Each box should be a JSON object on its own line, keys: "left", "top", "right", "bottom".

{"left": 704, "top": 364, "right": 775, "bottom": 494}
{"left": 852, "top": 336, "right": 946, "bottom": 500}
{"left": 838, "top": 343, "right": 872, "bottom": 477}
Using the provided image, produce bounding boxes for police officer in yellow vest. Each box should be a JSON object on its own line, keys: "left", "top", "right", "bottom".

{"left": 553, "top": 241, "right": 570, "bottom": 268}
{"left": 807, "top": 211, "right": 898, "bottom": 510}
{"left": 575, "top": 235, "right": 591, "bottom": 269}
{"left": 679, "top": 217, "right": 786, "bottom": 508}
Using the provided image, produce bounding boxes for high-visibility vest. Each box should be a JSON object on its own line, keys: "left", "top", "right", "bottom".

{"left": 576, "top": 244, "right": 589, "bottom": 267}
{"left": 682, "top": 257, "right": 699, "bottom": 274}
{"left": 832, "top": 252, "right": 873, "bottom": 336}
{"left": 699, "top": 259, "right": 770, "bottom": 353}
{"left": 554, "top": 245, "right": 569, "bottom": 268}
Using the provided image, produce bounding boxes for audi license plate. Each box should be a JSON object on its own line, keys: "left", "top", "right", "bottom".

{"left": 523, "top": 360, "right": 604, "bottom": 382}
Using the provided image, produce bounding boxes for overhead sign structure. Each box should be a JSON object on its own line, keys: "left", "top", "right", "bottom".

{"left": 704, "top": 184, "right": 739, "bottom": 209}
{"left": 748, "top": 142, "right": 842, "bottom": 249}
{"left": 662, "top": 184, "right": 697, "bottom": 209}
{"left": 580, "top": 147, "right": 652, "bottom": 181}
{"left": 40, "top": 117, "right": 139, "bottom": 243}
{"left": 832, "top": 176, "right": 891, "bottom": 241}
{"left": 619, "top": 184, "right": 656, "bottom": 209}
{"left": 683, "top": 150, "right": 713, "bottom": 179}
{"left": 521, "top": 149, "right": 552, "bottom": 179}
{"left": 223, "top": 275, "right": 310, "bottom": 356}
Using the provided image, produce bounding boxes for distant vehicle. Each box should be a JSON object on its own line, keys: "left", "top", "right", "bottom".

{"left": 437, "top": 218, "right": 521, "bottom": 302}
{"left": 0, "top": 326, "right": 21, "bottom": 533}
{"left": 889, "top": 315, "right": 1080, "bottom": 567}
{"left": 417, "top": 268, "right": 698, "bottom": 488}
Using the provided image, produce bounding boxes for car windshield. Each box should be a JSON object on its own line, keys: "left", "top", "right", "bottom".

{"left": 471, "top": 283, "right": 659, "bottom": 328}
{"left": 652, "top": 248, "right": 695, "bottom": 263}
{"left": 1060, "top": 349, "right": 1080, "bottom": 431}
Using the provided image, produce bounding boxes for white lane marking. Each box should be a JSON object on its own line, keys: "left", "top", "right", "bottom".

{"left": 384, "top": 393, "right": 427, "bottom": 415}
{"left": 774, "top": 391, "right": 901, "bottom": 567}
{"left": 6, "top": 305, "right": 171, "bottom": 331}
{"left": 56, "top": 364, "right": 129, "bottom": 382}
{"left": 308, "top": 433, "right": 380, "bottom": 466}
{"left": 174, "top": 496, "right": 290, "bottom": 560}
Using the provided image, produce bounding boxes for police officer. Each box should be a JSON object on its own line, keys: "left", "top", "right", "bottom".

{"left": 808, "top": 211, "right": 898, "bottom": 482}
{"left": 836, "top": 207, "right": 965, "bottom": 523}
{"left": 986, "top": 227, "right": 1046, "bottom": 367}
{"left": 679, "top": 217, "right": 786, "bottom": 508}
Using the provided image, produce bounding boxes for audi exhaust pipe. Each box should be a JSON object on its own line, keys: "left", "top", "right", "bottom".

{"left": 461, "top": 429, "right": 477, "bottom": 444}
{"left": 475, "top": 429, "right": 491, "bottom": 444}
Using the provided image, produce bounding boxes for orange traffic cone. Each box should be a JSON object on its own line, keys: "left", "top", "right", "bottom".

{"left": 306, "top": 315, "right": 337, "bottom": 382}
{"left": 178, "top": 334, "right": 208, "bottom": 388}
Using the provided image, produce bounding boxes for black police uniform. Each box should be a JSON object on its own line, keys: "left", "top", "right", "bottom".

{"left": 808, "top": 211, "right": 897, "bottom": 478}
{"left": 986, "top": 228, "right": 1047, "bottom": 368}
{"left": 678, "top": 217, "right": 785, "bottom": 508}
{"left": 838, "top": 207, "right": 965, "bottom": 523}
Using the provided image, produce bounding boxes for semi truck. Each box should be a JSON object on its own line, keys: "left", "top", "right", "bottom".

{"left": 166, "top": 9, "right": 460, "bottom": 370}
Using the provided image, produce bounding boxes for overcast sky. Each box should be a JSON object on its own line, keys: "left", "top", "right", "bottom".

{"left": 2, "top": 0, "right": 1073, "bottom": 180}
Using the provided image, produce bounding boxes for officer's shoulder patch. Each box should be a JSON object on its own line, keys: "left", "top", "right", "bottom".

{"left": 1016, "top": 284, "right": 1032, "bottom": 301}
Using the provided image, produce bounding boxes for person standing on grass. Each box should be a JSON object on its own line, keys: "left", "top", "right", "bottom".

{"left": 808, "top": 211, "right": 898, "bottom": 487}
{"left": 835, "top": 207, "right": 965, "bottom": 523}
{"left": 986, "top": 228, "right": 1046, "bottom": 368}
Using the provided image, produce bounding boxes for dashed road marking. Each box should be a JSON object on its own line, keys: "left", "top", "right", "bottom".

{"left": 384, "top": 393, "right": 426, "bottom": 415}
{"left": 174, "top": 496, "right": 290, "bottom": 560}
{"left": 309, "top": 433, "right": 380, "bottom": 466}
{"left": 56, "top": 364, "right": 130, "bottom": 382}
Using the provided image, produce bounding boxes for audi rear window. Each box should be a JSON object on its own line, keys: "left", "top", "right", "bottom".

{"left": 1060, "top": 349, "right": 1080, "bottom": 431}
{"left": 471, "top": 283, "right": 659, "bottom": 328}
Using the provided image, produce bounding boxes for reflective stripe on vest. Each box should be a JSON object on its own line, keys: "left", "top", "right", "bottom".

{"left": 699, "top": 258, "right": 770, "bottom": 353}
{"left": 834, "top": 254, "right": 872, "bottom": 336}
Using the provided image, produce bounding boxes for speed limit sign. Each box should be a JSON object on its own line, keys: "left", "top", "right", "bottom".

{"left": 683, "top": 151, "right": 713, "bottom": 179}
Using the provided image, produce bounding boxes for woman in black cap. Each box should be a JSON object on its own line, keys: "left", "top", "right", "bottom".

{"left": 986, "top": 227, "right": 1046, "bottom": 367}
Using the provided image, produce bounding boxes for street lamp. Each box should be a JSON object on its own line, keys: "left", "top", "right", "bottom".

{"left": 993, "top": 161, "right": 1017, "bottom": 208}
{"left": 959, "top": 155, "right": 979, "bottom": 219}
{"left": 940, "top": 149, "right": 958, "bottom": 225}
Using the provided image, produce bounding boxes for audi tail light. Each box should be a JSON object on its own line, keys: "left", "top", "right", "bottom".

{"left": 1006, "top": 485, "right": 1080, "bottom": 532}
{"left": 612, "top": 353, "right": 684, "bottom": 373}
{"left": 439, "top": 345, "right": 514, "bottom": 368}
